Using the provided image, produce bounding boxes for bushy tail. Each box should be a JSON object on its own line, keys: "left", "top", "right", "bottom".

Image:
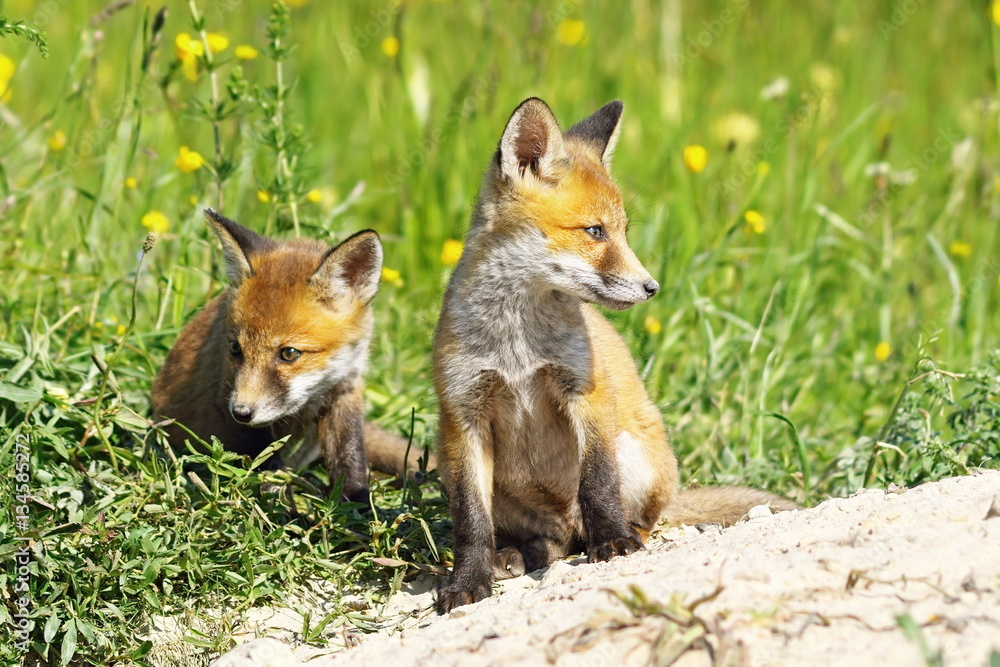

{"left": 662, "top": 486, "right": 797, "bottom": 528}
{"left": 364, "top": 423, "right": 437, "bottom": 484}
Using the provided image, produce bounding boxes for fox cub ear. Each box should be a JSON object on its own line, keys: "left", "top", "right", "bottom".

{"left": 311, "top": 230, "right": 383, "bottom": 305}
{"left": 498, "top": 97, "right": 567, "bottom": 182}
{"left": 205, "top": 207, "right": 277, "bottom": 287}
{"left": 565, "top": 100, "right": 624, "bottom": 168}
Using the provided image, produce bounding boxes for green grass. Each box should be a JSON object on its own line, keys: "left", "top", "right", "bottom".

{"left": 0, "top": 0, "right": 998, "bottom": 664}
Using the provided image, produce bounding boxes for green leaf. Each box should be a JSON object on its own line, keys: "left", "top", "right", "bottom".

{"left": 0, "top": 380, "right": 42, "bottom": 404}
{"left": 43, "top": 612, "right": 61, "bottom": 643}
{"left": 60, "top": 618, "right": 77, "bottom": 666}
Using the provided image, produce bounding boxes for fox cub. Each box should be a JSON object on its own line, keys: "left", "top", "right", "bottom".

{"left": 433, "top": 98, "right": 794, "bottom": 612}
{"left": 152, "top": 209, "right": 421, "bottom": 501}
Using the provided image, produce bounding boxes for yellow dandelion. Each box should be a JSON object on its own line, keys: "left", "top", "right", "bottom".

{"left": 712, "top": 112, "right": 761, "bottom": 147}
{"left": 948, "top": 241, "right": 972, "bottom": 258}
{"left": 744, "top": 210, "right": 766, "bottom": 234}
{"left": 556, "top": 19, "right": 587, "bottom": 46}
{"left": 993, "top": 0, "right": 1000, "bottom": 26}
{"left": 808, "top": 62, "right": 841, "bottom": 93}
{"left": 257, "top": 190, "right": 270, "bottom": 203}
{"left": 116, "top": 324, "right": 127, "bottom": 336}
{"left": 206, "top": 33, "right": 229, "bottom": 54}
{"left": 306, "top": 188, "right": 322, "bottom": 203}
{"left": 440, "top": 239, "right": 464, "bottom": 266}
{"left": 381, "top": 36, "right": 400, "bottom": 57}
{"left": 48, "top": 130, "right": 67, "bottom": 152}
{"left": 875, "top": 341, "right": 892, "bottom": 363}
{"left": 381, "top": 267, "right": 403, "bottom": 287}
{"left": 235, "top": 45, "right": 259, "bottom": 60}
{"left": 141, "top": 210, "right": 170, "bottom": 234}
{"left": 189, "top": 195, "right": 199, "bottom": 206}
{"left": 644, "top": 315, "right": 662, "bottom": 336}
{"left": 175, "top": 146, "right": 206, "bottom": 173}
{"left": 683, "top": 145, "right": 707, "bottom": 174}
{"left": 124, "top": 176, "right": 137, "bottom": 189}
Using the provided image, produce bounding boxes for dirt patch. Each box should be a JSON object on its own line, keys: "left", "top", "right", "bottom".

{"left": 213, "top": 471, "right": 1000, "bottom": 666}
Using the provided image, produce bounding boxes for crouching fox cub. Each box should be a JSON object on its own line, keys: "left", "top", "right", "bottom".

{"left": 152, "top": 209, "right": 425, "bottom": 501}
{"left": 433, "top": 98, "right": 794, "bottom": 612}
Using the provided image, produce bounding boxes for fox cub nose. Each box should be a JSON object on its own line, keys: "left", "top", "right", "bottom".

{"left": 643, "top": 279, "right": 660, "bottom": 299}
{"left": 231, "top": 404, "right": 254, "bottom": 423}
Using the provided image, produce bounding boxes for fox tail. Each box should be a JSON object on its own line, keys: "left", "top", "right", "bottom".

{"left": 662, "top": 486, "right": 798, "bottom": 528}
{"left": 364, "top": 423, "right": 436, "bottom": 484}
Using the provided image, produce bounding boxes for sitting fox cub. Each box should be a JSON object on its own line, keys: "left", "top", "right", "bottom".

{"left": 152, "top": 209, "right": 422, "bottom": 501}
{"left": 433, "top": 98, "right": 794, "bottom": 612}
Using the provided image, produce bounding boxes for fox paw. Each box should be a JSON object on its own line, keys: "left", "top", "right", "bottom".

{"left": 492, "top": 546, "right": 527, "bottom": 580}
{"left": 436, "top": 580, "right": 492, "bottom": 614}
{"left": 586, "top": 534, "right": 644, "bottom": 563}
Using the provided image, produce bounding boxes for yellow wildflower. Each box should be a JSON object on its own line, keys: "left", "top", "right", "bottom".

{"left": 175, "top": 33, "right": 203, "bottom": 81}
{"left": 175, "top": 146, "right": 206, "bottom": 173}
{"left": 124, "top": 176, "right": 137, "bottom": 189}
{"left": 993, "top": 0, "right": 1000, "bottom": 26}
{"left": 556, "top": 19, "right": 587, "bottom": 46}
{"left": 381, "top": 267, "right": 403, "bottom": 287}
{"left": 174, "top": 32, "right": 204, "bottom": 59}
{"left": 45, "top": 385, "right": 70, "bottom": 401}
{"left": 189, "top": 195, "right": 199, "bottom": 206}
{"left": 206, "top": 33, "right": 229, "bottom": 54}
{"left": 644, "top": 315, "right": 662, "bottom": 336}
{"left": 757, "top": 161, "right": 771, "bottom": 177}
{"left": 141, "top": 210, "right": 170, "bottom": 234}
{"left": 744, "top": 210, "right": 766, "bottom": 234}
{"left": 712, "top": 112, "right": 761, "bottom": 147}
{"left": 381, "top": 36, "right": 400, "bottom": 57}
{"left": 48, "top": 130, "right": 67, "bottom": 152}
{"left": 306, "top": 188, "right": 322, "bottom": 203}
{"left": 948, "top": 241, "right": 972, "bottom": 258}
{"left": 0, "top": 53, "right": 15, "bottom": 98}
{"left": 235, "top": 45, "right": 259, "bottom": 60}
{"left": 257, "top": 190, "right": 270, "bottom": 203}
{"left": 683, "top": 145, "right": 707, "bottom": 174}
{"left": 875, "top": 341, "right": 892, "bottom": 363}
{"left": 440, "top": 239, "right": 464, "bottom": 266}
{"left": 116, "top": 324, "right": 127, "bottom": 336}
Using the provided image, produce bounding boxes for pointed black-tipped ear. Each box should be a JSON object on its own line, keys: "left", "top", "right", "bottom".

{"left": 497, "top": 97, "right": 567, "bottom": 182}
{"left": 310, "top": 230, "right": 383, "bottom": 305}
{"left": 205, "top": 208, "right": 276, "bottom": 287}
{"left": 565, "top": 100, "right": 624, "bottom": 167}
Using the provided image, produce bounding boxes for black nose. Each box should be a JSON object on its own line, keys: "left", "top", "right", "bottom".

{"left": 231, "top": 404, "right": 254, "bottom": 423}
{"left": 643, "top": 279, "right": 660, "bottom": 298}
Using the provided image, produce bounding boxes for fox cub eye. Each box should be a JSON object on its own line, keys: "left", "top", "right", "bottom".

{"left": 584, "top": 225, "right": 605, "bottom": 240}
{"left": 279, "top": 347, "right": 302, "bottom": 362}
{"left": 228, "top": 340, "right": 242, "bottom": 356}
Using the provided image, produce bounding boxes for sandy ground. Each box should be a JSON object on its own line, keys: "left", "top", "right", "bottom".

{"left": 211, "top": 471, "right": 1000, "bottom": 667}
